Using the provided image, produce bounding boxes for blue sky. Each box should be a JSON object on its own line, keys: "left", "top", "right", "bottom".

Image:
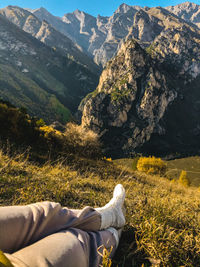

{"left": 0, "top": 0, "right": 199, "bottom": 17}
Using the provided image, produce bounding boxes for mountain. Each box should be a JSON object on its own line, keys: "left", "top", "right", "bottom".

{"left": 0, "top": 14, "right": 99, "bottom": 123}
{"left": 30, "top": 4, "right": 142, "bottom": 66}
{"left": 81, "top": 7, "right": 200, "bottom": 157}
{"left": 166, "top": 1, "right": 200, "bottom": 28}
{"left": 0, "top": 6, "right": 100, "bottom": 75}
{"left": 1, "top": 2, "right": 200, "bottom": 153}
{"left": 127, "top": 7, "right": 200, "bottom": 78}
{"left": 81, "top": 39, "right": 176, "bottom": 157}
{"left": 28, "top": 2, "right": 200, "bottom": 67}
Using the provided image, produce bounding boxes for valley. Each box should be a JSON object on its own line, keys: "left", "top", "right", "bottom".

{"left": 0, "top": 1, "right": 200, "bottom": 266}
{"left": 1, "top": 1, "right": 199, "bottom": 157}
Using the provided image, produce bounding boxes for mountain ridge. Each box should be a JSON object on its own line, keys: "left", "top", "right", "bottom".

{"left": 0, "top": 5, "right": 101, "bottom": 75}
{"left": 23, "top": 2, "right": 200, "bottom": 66}
{"left": 0, "top": 13, "right": 99, "bottom": 123}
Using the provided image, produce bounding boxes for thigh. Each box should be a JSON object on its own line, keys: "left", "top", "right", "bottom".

{"left": 0, "top": 202, "right": 101, "bottom": 253}
{"left": 5, "top": 228, "right": 117, "bottom": 267}
{"left": 6, "top": 229, "right": 88, "bottom": 267}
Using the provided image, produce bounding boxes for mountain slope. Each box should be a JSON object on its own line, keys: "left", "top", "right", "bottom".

{"left": 81, "top": 39, "right": 177, "bottom": 157}
{"left": 0, "top": 14, "right": 99, "bottom": 123}
{"left": 29, "top": 2, "right": 200, "bottom": 67}
{"left": 81, "top": 11, "right": 200, "bottom": 157}
{"left": 0, "top": 6, "right": 101, "bottom": 75}
{"left": 166, "top": 1, "right": 200, "bottom": 28}
{"left": 31, "top": 4, "right": 143, "bottom": 66}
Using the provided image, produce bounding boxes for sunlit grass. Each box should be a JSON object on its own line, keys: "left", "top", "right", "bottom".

{"left": 1, "top": 151, "right": 200, "bottom": 266}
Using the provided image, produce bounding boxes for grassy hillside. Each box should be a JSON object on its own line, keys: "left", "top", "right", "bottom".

{"left": 115, "top": 157, "right": 200, "bottom": 187}
{"left": 1, "top": 104, "right": 200, "bottom": 266}
{"left": 1, "top": 150, "right": 200, "bottom": 266}
{"left": 166, "top": 156, "right": 200, "bottom": 187}
{"left": 0, "top": 101, "right": 101, "bottom": 163}
{"left": 0, "top": 64, "right": 72, "bottom": 124}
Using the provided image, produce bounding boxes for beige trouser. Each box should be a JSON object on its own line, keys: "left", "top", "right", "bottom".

{"left": 0, "top": 202, "right": 117, "bottom": 267}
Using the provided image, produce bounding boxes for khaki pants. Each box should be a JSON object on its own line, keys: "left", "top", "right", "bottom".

{"left": 0, "top": 202, "right": 117, "bottom": 267}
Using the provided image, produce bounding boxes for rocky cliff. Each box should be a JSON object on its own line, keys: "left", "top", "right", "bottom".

{"left": 166, "top": 1, "right": 200, "bottom": 28}
{"left": 127, "top": 7, "right": 200, "bottom": 79}
{"left": 81, "top": 40, "right": 177, "bottom": 156}
{"left": 29, "top": 2, "right": 200, "bottom": 67}
{"left": 81, "top": 8, "right": 200, "bottom": 157}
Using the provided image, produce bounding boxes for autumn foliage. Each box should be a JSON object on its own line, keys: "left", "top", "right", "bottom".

{"left": 137, "top": 156, "right": 167, "bottom": 176}
{"left": 179, "top": 170, "right": 190, "bottom": 187}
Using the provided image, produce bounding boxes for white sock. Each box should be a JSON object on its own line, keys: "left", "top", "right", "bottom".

{"left": 107, "top": 227, "right": 122, "bottom": 247}
{"left": 96, "top": 184, "right": 126, "bottom": 230}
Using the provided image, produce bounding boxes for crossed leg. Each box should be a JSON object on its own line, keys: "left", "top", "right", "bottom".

{"left": 0, "top": 184, "right": 125, "bottom": 267}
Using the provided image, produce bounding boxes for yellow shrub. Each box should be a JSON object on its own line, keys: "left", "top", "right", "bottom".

{"left": 179, "top": 170, "right": 190, "bottom": 187}
{"left": 64, "top": 123, "right": 102, "bottom": 159}
{"left": 103, "top": 157, "right": 112, "bottom": 162}
{"left": 137, "top": 156, "right": 167, "bottom": 176}
{"left": 40, "top": 126, "right": 63, "bottom": 138}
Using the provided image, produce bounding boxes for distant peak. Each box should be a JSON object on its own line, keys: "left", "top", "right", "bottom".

{"left": 114, "top": 3, "right": 142, "bottom": 15}
{"left": 115, "top": 3, "right": 131, "bottom": 14}
{"left": 6, "top": 5, "right": 22, "bottom": 10}
{"left": 119, "top": 3, "right": 130, "bottom": 8}
{"left": 4, "top": 5, "right": 32, "bottom": 14}
{"left": 73, "top": 9, "right": 90, "bottom": 16}
{"left": 74, "top": 9, "right": 81, "bottom": 13}
{"left": 183, "top": 1, "right": 198, "bottom": 5}
{"left": 32, "top": 7, "right": 49, "bottom": 14}
{"left": 38, "top": 7, "right": 48, "bottom": 11}
{"left": 72, "top": 9, "right": 95, "bottom": 19}
{"left": 167, "top": 1, "right": 200, "bottom": 9}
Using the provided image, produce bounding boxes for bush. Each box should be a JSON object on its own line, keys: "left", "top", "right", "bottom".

{"left": 132, "top": 157, "right": 139, "bottom": 171}
{"left": 179, "top": 170, "right": 190, "bottom": 187}
{"left": 0, "top": 102, "right": 41, "bottom": 145}
{"left": 0, "top": 100, "right": 102, "bottom": 162}
{"left": 36, "top": 118, "right": 45, "bottom": 127}
{"left": 64, "top": 123, "right": 102, "bottom": 159}
{"left": 137, "top": 156, "right": 167, "bottom": 176}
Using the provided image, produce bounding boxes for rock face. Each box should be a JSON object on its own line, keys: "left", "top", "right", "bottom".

{"left": 82, "top": 40, "right": 177, "bottom": 156}
{"left": 28, "top": 2, "right": 200, "bottom": 67}
{"left": 166, "top": 2, "right": 200, "bottom": 28}
{"left": 129, "top": 7, "right": 200, "bottom": 79}
{"left": 30, "top": 4, "right": 142, "bottom": 66}
{"left": 81, "top": 8, "right": 200, "bottom": 157}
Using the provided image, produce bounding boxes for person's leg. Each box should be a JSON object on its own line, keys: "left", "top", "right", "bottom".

{"left": 0, "top": 184, "right": 125, "bottom": 254}
{"left": 0, "top": 202, "right": 101, "bottom": 253}
{"left": 5, "top": 227, "right": 119, "bottom": 267}
{"left": 95, "top": 184, "right": 126, "bottom": 230}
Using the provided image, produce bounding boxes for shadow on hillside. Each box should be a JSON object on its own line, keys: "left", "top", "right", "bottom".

{"left": 112, "top": 226, "right": 151, "bottom": 267}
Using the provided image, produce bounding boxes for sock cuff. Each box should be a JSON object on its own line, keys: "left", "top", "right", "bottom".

{"left": 106, "top": 227, "right": 120, "bottom": 247}
{"left": 95, "top": 208, "right": 113, "bottom": 230}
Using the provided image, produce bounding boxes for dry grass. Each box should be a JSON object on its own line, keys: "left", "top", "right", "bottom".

{"left": 64, "top": 123, "right": 102, "bottom": 159}
{"left": 1, "top": 151, "right": 200, "bottom": 266}
{"left": 166, "top": 156, "right": 200, "bottom": 186}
